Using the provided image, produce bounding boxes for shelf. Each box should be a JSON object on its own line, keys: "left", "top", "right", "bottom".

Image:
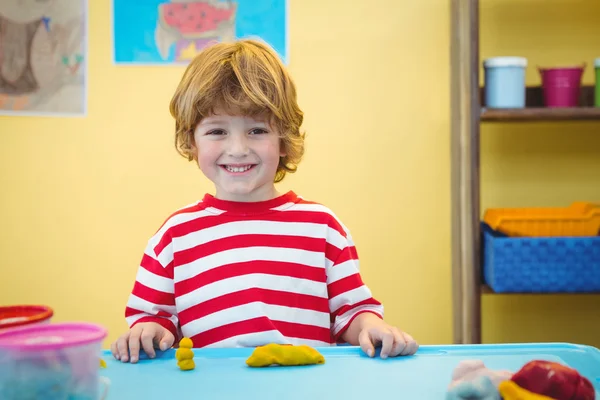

{"left": 480, "top": 85, "right": 599, "bottom": 122}
{"left": 481, "top": 107, "right": 600, "bottom": 122}
{"left": 481, "top": 284, "right": 600, "bottom": 295}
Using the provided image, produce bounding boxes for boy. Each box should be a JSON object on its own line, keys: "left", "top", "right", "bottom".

{"left": 111, "top": 39, "right": 418, "bottom": 364}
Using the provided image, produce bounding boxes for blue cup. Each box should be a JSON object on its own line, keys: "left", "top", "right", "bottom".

{"left": 483, "top": 57, "right": 528, "bottom": 108}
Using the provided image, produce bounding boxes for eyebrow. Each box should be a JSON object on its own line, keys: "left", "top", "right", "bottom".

{"left": 199, "top": 118, "right": 268, "bottom": 126}
{"left": 198, "top": 118, "right": 228, "bottom": 126}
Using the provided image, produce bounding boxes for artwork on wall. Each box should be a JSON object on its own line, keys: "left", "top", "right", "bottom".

{"left": 112, "top": 0, "right": 288, "bottom": 65}
{"left": 0, "top": 0, "right": 88, "bottom": 117}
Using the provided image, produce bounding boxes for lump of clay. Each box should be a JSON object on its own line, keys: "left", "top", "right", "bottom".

{"left": 246, "top": 343, "right": 325, "bottom": 367}
{"left": 449, "top": 360, "right": 513, "bottom": 389}
{"left": 176, "top": 337, "right": 195, "bottom": 371}
{"left": 446, "top": 375, "right": 502, "bottom": 400}
{"left": 509, "top": 360, "right": 595, "bottom": 400}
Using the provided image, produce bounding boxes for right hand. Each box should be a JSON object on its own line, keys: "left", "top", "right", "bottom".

{"left": 110, "top": 322, "right": 175, "bottom": 364}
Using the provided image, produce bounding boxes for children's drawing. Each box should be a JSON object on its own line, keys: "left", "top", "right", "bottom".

{"left": 113, "top": 0, "right": 288, "bottom": 65}
{"left": 155, "top": 1, "right": 237, "bottom": 62}
{"left": 0, "top": 0, "right": 87, "bottom": 116}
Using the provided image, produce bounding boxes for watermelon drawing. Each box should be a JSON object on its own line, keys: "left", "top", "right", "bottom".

{"left": 155, "top": 0, "right": 237, "bottom": 61}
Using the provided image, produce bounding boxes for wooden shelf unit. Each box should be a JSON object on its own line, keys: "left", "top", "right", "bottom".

{"left": 450, "top": 0, "right": 599, "bottom": 345}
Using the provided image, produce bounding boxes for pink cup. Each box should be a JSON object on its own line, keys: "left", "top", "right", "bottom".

{"left": 538, "top": 64, "right": 585, "bottom": 107}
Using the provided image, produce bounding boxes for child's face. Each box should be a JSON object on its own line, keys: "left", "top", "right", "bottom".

{"left": 193, "top": 110, "right": 285, "bottom": 202}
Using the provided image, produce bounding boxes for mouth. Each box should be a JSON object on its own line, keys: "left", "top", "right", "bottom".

{"left": 219, "top": 164, "right": 256, "bottom": 174}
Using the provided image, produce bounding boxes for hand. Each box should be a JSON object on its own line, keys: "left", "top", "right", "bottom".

{"left": 356, "top": 314, "right": 419, "bottom": 359}
{"left": 110, "top": 322, "right": 175, "bottom": 364}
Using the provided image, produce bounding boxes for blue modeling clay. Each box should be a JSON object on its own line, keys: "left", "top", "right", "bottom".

{"left": 446, "top": 375, "right": 501, "bottom": 400}
{"left": 1, "top": 358, "right": 71, "bottom": 400}
{"left": 138, "top": 349, "right": 167, "bottom": 360}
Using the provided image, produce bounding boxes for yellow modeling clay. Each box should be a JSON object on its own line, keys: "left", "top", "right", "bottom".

{"left": 176, "top": 337, "right": 195, "bottom": 370}
{"left": 175, "top": 348, "right": 194, "bottom": 361}
{"left": 178, "top": 359, "right": 195, "bottom": 371}
{"left": 99, "top": 359, "right": 107, "bottom": 368}
{"left": 498, "top": 380, "right": 555, "bottom": 400}
{"left": 246, "top": 343, "right": 325, "bottom": 367}
{"left": 179, "top": 337, "right": 193, "bottom": 349}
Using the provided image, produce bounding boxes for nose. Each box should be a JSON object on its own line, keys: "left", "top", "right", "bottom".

{"left": 226, "top": 133, "right": 250, "bottom": 157}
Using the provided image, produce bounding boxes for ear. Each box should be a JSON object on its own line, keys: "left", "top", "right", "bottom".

{"left": 188, "top": 134, "right": 199, "bottom": 161}
{"left": 279, "top": 139, "right": 287, "bottom": 158}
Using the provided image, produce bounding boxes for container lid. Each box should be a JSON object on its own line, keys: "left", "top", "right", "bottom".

{"left": 0, "top": 322, "right": 107, "bottom": 351}
{"left": 484, "top": 57, "right": 527, "bottom": 68}
{"left": 0, "top": 305, "right": 53, "bottom": 330}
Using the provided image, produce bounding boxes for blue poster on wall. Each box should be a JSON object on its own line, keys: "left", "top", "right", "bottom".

{"left": 112, "top": 0, "right": 288, "bottom": 65}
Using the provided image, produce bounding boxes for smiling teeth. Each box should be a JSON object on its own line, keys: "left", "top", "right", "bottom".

{"left": 225, "top": 165, "right": 252, "bottom": 173}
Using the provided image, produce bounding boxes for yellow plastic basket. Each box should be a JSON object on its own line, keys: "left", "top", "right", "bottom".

{"left": 483, "top": 202, "right": 600, "bottom": 237}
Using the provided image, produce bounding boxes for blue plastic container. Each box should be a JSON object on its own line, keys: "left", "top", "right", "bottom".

{"left": 483, "top": 57, "right": 528, "bottom": 108}
{"left": 482, "top": 223, "right": 600, "bottom": 293}
{"left": 98, "top": 344, "right": 600, "bottom": 399}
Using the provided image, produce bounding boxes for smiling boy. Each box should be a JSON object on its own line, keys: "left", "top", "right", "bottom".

{"left": 110, "top": 39, "right": 418, "bottom": 364}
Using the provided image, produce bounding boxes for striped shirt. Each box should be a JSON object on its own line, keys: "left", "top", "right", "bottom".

{"left": 125, "top": 191, "right": 383, "bottom": 348}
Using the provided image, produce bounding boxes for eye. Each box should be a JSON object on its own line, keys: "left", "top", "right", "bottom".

{"left": 206, "top": 129, "right": 226, "bottom": 136}
{"left": 249, "top": 128, "right": 268, "bottom": 135}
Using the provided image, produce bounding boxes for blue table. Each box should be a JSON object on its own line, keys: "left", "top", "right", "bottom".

{"left": 100, "top": 343, "right": 600, "bottom": 399}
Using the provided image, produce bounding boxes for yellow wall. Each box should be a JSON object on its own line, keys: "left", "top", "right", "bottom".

{"left": 0, "top": 0, "right": 597, "bottom": 350}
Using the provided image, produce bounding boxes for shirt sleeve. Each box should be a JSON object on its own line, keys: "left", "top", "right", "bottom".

{"left": 325, "top": 218, "right": 384, "bottom": 342}
{"left": 124, "top": 229, "right": 180, "bottom": 341}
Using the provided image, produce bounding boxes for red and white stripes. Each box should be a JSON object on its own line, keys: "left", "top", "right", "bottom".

{"left": 125, "top": 191, "right": 383, "bottom": 348}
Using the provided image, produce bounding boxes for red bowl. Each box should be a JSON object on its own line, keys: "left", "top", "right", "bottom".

{"left": 0, "top": 305, "right": 54, "bottom": 330}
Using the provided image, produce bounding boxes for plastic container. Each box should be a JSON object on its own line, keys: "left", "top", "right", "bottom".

{"left": 96, "top": 343, "right": 600, "bottom": 399}
{"left": 483, "top": 57, "right": 527, "bottom": 108}
{"left": 483, "top": 201, "right": 600, "bottom": 237}
{"left": 595, "top": 58, "right": 600, "bottom": 107}
{"left": 0, "top": 322, "right": 109, "bottom": 399}
{"left": 538, "top": 64, "right": 585, "bottom": 107}
{"left": 0, "top": 305, "right": 53, "bottom": 330}
{"left": 482, "top": 222, "right": 600, "bottom": 293}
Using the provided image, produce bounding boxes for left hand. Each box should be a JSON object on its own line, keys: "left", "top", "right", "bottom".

{"left": 357, "top": 314, "right": 419, "bottom": 358}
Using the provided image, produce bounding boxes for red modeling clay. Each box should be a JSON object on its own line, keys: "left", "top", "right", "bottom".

{"left": 511, "top": 360, "right": 595, "bottom": 400}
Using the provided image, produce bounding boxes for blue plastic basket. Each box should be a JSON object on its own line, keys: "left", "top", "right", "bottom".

{"left": 482, "top": 222, "right": 600, "bottom": 293}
